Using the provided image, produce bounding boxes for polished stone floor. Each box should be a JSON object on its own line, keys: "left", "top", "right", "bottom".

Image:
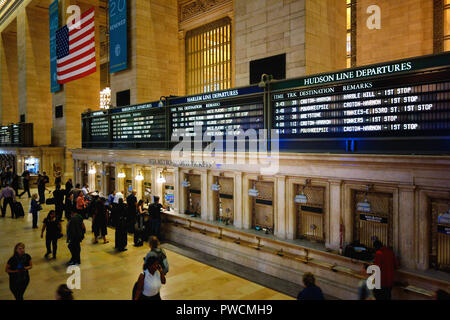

{"left": 0, "top": 191, "right": 293, "bottom": 300}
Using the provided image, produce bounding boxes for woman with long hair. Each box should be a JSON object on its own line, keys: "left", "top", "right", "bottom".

{"left": 5, "top": 243, "right": 33, "bottom": 300}
{"left": 41, "top": 210, "right": 62, "bottom": 259}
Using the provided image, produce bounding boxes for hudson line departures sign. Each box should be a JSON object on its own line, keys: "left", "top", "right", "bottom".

{"left": 109, "top": 0, "right": 127, "bottom": 73}
{"left": 49, "top": 0, "right": 60, "bottom": 92}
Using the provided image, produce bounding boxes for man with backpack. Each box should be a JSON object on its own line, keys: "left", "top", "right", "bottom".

{"left": 144, "top": 236, "right": 169, "bottom": 275}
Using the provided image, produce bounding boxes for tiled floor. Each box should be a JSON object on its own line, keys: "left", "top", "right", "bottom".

{"left": 0, "top": 191, "right": 293, "bottom": 300}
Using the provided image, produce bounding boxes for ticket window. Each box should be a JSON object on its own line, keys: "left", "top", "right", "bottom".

{"left": 143, "top": 170, "right": 152, "bottom": 204}
{"left": 185, "top": 174, "right": 201, "bottom": 216}
{"left": 24, "top": 158, "right": 39, "bottom": 175}
{"left": 124, "top": 168, "right": 133, "bottom": 196}
{"left": 214, "top": 177, "right": 234, "bottom": 225}
{"left": 353, "top": 191, "right": 393, "bottom": 249}
{"left": 163, "top": 172, "right": 175, "bottom": 211}
{"left": 106, "top": 166, "right": 116, "bottom": 195}
{"left": 250, "top": 181, "right": 274, "bottom": 234}
{"left": 430, "top": 200, "right": 450, "bottom": 272}
{"left": 296, "top": 185, "right": 325, "bottom": 242}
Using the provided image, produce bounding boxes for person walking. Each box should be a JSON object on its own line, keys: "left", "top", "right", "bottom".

{"left": 53, "top": 184, "right": 65, "bottom": 222}
{"left": 5, "top": 243, "right": 33, "bottom": 300}
{"left": 148, "top": 196, "right": 163, "bottom": 239}
{"left": 373, "top": 240, "right": 399, "bottom": 300}
{"left": 41, "top": 210, "right": 62, "bottom": 259}
{"left": 11, "top": 173, "right": 19, "bottom": 197}
{"left": 357, "top": 263, "right": 375, "bottom": 300}
{"left": 92, "top": 198, "right": 109, "bottom": 244}
{"left": 30, "top": 194, "right": 42, "bottom": 229}
{"left": 115, "top": 198, "right": 128, "bottom": 252}
{"left": 37, "top": 172, "right": 50, "bottom": 204}
{"left": 133, "top": 256, "right": 166, "bottom": 300}
{"left": 18, "top": 170, "right": 31, "bottom": 199}
{"left": 0, "top": 183, "right": 16, "bottom": 218}
{"left": 66, "top": 210, "right": 86, "bottom": 265}
{"left": 297, "top": 273, "right": 325, "bottom": 300}
{"left": 65, "top": 193, "right": 75, "bottom": 221}
{"left": 144, "top": 236, "right": 169, "bottom": 275}
{"left": 134, "top": 200, "right": 147, "bottom": 247}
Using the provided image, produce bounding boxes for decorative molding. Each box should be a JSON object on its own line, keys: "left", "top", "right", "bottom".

{"left": 179, "top": 0, "right": 231, "bottom": 23}
{"left": 433, "top": 0, "right": 444, "bottom": 53}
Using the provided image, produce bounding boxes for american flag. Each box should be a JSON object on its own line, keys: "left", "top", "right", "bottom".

{"left": 56, "top": 7, "right": 96, "bottom": 84}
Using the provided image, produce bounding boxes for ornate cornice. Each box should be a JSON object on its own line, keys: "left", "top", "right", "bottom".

{"left": 179, "top": 0, "right": 231, "bottom": 23}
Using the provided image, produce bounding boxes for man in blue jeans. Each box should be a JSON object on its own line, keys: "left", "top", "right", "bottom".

{"left": 148, "top": 196, "right": 163, "bottom": 239}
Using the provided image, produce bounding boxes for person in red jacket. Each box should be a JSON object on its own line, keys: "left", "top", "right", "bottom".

{"left": 373, "top": 240, "right": 399, "bottom": 300}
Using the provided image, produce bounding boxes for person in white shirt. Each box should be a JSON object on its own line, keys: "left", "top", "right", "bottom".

{"left": 113, "top": 190, "right": 124, "bottom": 204}
{"left": 81, "top": 184, "right": 90, "bottom": 197}
{"left": 134, "top": 256, "right": 166, "bottom": 300}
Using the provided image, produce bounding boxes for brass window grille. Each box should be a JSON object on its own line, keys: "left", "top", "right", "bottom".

{"left": 185, "top": 18, "right": 232, "bottom": 95}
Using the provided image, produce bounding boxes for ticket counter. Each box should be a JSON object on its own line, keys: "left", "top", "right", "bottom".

{"left": 143, "top": 169, "right": 152, "bottom": 203}
{"left": 250, "top": 180, "right": 274, "bottom": 234}
{"left": 185, "top": 174, "right": 201, "bottom": 216}
{"left": 430, "top": 199, "right": 450, "bottom": 272}
{"left": 105, "top": 165, "right": 116, "bottom": 196}
{"left": 212, "top": 177, "right": 234, "bottom": 224}
{"left": 353, "top": 191, "right": 393, "bottom": 249}
{"left": 163, "top": 171, "right": 175, "bottom": 211}
{"left": 296, "top": 184, "right": 325, "bottom": 242}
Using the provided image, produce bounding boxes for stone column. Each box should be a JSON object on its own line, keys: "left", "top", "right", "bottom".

{"left": 275, "top": 176, "right": 287, "bottom": 239}
{"left": 17, "top": 6, "right": 52, "bottom": 146}
{"left": 242, "top": 176, "right": 251, "bottom": 229}
{"left": 328, "top": 180, "right": 343, "bottom": 251}
{"left": 0, "top": 26, "right": 19, "bottom": 125}
{"left": 234, "top": 172, "right": 243, "bottom": 229}
{"left": 135, "top": 166, "right": 143, "bottom": 200}
{"left": 286, "top": 180, "right": 296, "bottom": 240}
{"left": 398, "top": 185, "right": 416, "bottom": 269}
{"left": 200, "top": 170, "right": 208, "bottom": 220}
{"left": 207, "top": 171, "right": 215, "bottom": 221}
{"left": 179, "top": 170, "right": 186, "bottom": 215}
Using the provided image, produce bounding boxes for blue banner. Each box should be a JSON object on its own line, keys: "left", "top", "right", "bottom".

{"left": 49, "top": 0, "right": 60, "bottom": 92}
{"left": 109, "top": 0, "right": 127, "bottom": 73}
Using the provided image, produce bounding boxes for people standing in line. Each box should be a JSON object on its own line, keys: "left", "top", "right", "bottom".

{"left": 54, "top": 170, "right": 62, "bottom": 186}
{"left": 148, "top": 196, "right": 163, "bottom": 239}
{"left": 107, "top": 191, "right": 116, "bottom": 207}
{"left": 357, "top": 263, "right": 375, "bottom": 300}
{"left": 56, "top": 284, "right": 74, "bottom": 300}
{"left": 113, "top": 190, "right": 124, "bottom": 204}
{"left": 41, "top": 210, "right": 62, "bottom": 259}
{"left": 37, "top": 172, "right": 50, "bottom": 204}
{"left": 373, "top": 240, "right": 399, "bottom": 300}
{"left": 66, "top": 210, "right": 86, "bottom": 265}
{"left": 65, "top": 178, "right": 73, "bottom": 194}
{"left": 76, "top": 192, "right": 87, "bottom": 218}
{"left": 92, "top": 197, "right": 109, "bottom": 244}
{"left": 5, "top": 243, "right": 33, "bottom": 300}
{"left": 115, "top": 198, "right": 128, "bottom": 252}
{"left": 144, "top": 236, "right": 169, "bottom": 275}
{"left": 30, "top": 194, "right": 42, "bottom": 229}
{"left": 134, "top": 200, "right": 147, "bottom": 247}
{"left": 53, "top": 184, "right": 65, "bottom": 222}
{"left": 18, "top": 170, "right": 31, "bottom": 199}
{"left": 0, "top": 183, "right": 16, "bottom": 218}
{"left": 297, "top": 273, "right": 325, "bottom": 300}
{"left": 126, "top": 190, "right": 138, "bottom": 234}
{"left": 65, "top": 193, "right": 75, "bottom": 221}
{"left": 133, "top": 256, "right": 166, "bottom": 300}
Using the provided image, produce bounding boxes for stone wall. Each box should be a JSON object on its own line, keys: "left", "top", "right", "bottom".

{"left": 234, "top": 0, "right": 307, "bottom": 87}
{"left": 356, "top": 0, "right": 434, "bottom": 66}
{"left": 0, "top": 26, "right": 18, "bottom": 125}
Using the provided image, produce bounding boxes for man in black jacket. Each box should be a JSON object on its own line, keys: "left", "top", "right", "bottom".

{"left": 18, "top": 170, "right": 31, "bottom": 199}
{"left": 53, "top": 184, "right": 65, "bottom": 222}
{"left": 126, "top": 190, "right": 137, "bottom": 234}
{"left": 66, "top": 211, "right": 86, "bottom": 265}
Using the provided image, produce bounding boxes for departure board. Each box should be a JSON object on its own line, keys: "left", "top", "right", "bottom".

{"left": 89, "top": 111, "right": 109, "bottom": 142}
{"left": 0, "top": 126, "right": 10, "bottom": 145}
{"left": 170, "top": 87, "right": 264, "bottom": 139}
{"left": 111, "top": 106, "right": 165, "bottom": 142}
{"left": 270, "top": 53, "right": 450, "bottom": 153}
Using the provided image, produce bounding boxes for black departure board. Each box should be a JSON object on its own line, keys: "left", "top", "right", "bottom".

{"left": 270, "top": 53, "right": 450, "bottom": 153}
{"left": 88, "top": 111, "right": 109, "bottom": 142}
{"left": 0, "top": 126, "right": 10, "bottom": 145}
{"left": 170, "top": 87, "right": 264, "bottom": 139}
{"left": 110, "top": 105, "right": 165, "bottom": 142}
